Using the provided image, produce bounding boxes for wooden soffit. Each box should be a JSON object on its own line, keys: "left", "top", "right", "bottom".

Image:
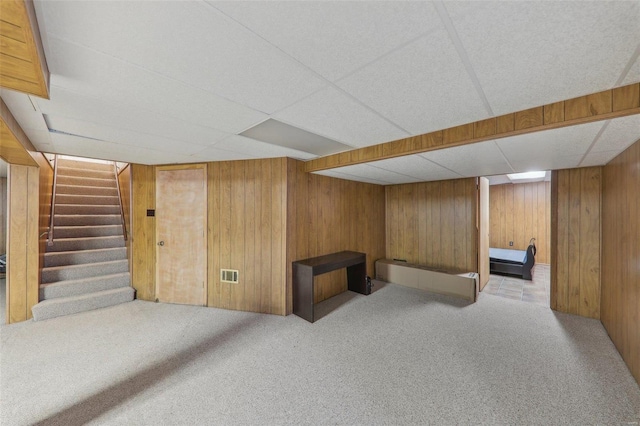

{"left": 0, "top": 0, "right": 49, "bottom": 99}
{"left": 304, "top": 83, "right": 640, "bottom": 173}
{"left": 0, "top": 95, "right": 38, "bottom": 166}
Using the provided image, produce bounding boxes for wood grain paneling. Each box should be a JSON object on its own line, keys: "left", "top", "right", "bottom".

{"left": 287, "top": 159, "right": 385, "bottom": 310}
{"left": 602, "top": 137, "right": 640, "bottom": 385}
{"left": 0, "top": 177, "right": 6, "bottom": 254}
{"left": 117, "top": 165, "right": 131, "bottom": 270}
{"left": 208, "top": 159, "right": 288, "bottom": 315}
{"left": 0, "top": 0, "right": 49, "bottom": 98}
{"left": 0, "top": 96, "right": 38, "bottom": 166}
{"left": 130, "top": 164, "right": 155, "bottom": 301}
{"left": 478, "top": 177, "right": 489, "bottom": 289}
{"left": 32, "top": 152, "right": 52, "bottom": 277}
{"left": 6, "top": 163, "right": 38, "bottom": 323}
{"left": 386, "top": 178, "right": 477, "bottom": 274}
{"left": 304, "top": 83, "right": 640, "bottom": 172}
{"left": 550, "top": 167, "right": 601, "bottom": 319}
{"left": 489, "top": 182, "right": 550, "bottom": 264}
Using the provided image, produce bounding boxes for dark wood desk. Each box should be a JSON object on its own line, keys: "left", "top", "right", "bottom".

{"left": 293, "top": 251, "right": 368, "bottom": 323}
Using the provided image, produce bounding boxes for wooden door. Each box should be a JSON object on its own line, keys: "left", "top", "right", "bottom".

{"left": 155, "top": 165, "right": 207, "bottom": 305}
{"left": 477, "top": 177, "right": 490, "bottom": 290}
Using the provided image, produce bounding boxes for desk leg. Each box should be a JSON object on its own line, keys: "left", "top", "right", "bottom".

{"left": 293, "top": 264, "right": 314, "bottom": 322}
{"left": 347, "top": 262, "right": 367, "bottom": 295}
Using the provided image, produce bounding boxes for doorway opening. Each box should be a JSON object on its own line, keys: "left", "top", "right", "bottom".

{"left": 482, "top": 171, "right": 551, "bottom": 307}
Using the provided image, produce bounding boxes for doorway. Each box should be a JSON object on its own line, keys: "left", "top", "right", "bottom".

{"left": 155, "top": 165, "right": 207, "bottom": 306}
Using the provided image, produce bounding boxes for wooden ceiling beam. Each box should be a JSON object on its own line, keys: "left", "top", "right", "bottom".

{"left": 304, "top": 83, "right": 640, "bottom": 173}
{"left": 0, "top": 0, "right": 50, "bottom": 99}
{"left": 0, "top": 96, "right": 38, "bottom": 166}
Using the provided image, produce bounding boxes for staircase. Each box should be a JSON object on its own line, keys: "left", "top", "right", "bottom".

{"left": 31, "top": 158, "right": 135, "bottom": 321}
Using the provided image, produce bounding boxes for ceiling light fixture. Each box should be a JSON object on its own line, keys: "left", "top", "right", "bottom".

{"left": 507, "top": 171, "right": 546, "bottom": 181}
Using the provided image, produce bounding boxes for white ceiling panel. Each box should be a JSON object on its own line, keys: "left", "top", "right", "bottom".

{"left": 38, "top": 1, "right": 326, "bottom": 114}
{"left": 45, "top": 38, "right": 267, "bottom": 135}
{"left": 37, "top": 87, "right": 229, "bottom": 147}
{"left": 621, "top": 52, "right": 640, "bottom": 85}
{"left": 45, "top": 115, "right": 209, "bottom": 156}
{"left": 367, "top": 155, "right": 462, "bottom": 182}
{"left": 188, "top": 146, "right": 260, "bottom": 163}
{"left": 445, "top": 1, "right": 640, "bottom": 115}
{"left": 316, "top": 163, "right": 422, "bottom": 185}
{"left": 510, "top": 155, "right": 585, "bottom": 173}
{"left": 211, "top": 135, "right": 317, "bottom": 161}
{"left": 337, "top": 31, "right": 490, "bottom": 135}
{"left": 274, "top": 86, "right": 408, "bottom": 148}
{"left": 580, "top": 151, "right": 621, "bottom": 168}
{"left": 496, "top": 122, "right": 604, "bottom": 165}
{"left": 420, "top": 140, "right": 514, "bottom": 177}
{"left": 211, "top": 1, "right": 441, "bottom": 82}
{"left": 588, "top": 115, "right": 640, "bottom": 154}
{"left": 313, "top": 168, "right": 389, "bottom": 186}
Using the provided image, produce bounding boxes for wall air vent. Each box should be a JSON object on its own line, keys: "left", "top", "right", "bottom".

{"left": 220, "top": 269, "right": 239, "bottom": 284}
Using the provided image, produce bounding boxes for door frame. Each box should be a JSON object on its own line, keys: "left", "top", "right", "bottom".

{"left": 154, "top": 164, "right": 208, "bottom": 306}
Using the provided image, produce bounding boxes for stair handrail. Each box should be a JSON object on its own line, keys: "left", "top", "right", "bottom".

{"left": 47, "top": 154, "right": 59, "bottom": 246}
{"left": 113, "top": 162, "right": 128, "bottom": 241}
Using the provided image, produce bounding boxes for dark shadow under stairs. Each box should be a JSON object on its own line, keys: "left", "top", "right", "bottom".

{"left": 31, "top": 158, "right": 134, "bottom": 321}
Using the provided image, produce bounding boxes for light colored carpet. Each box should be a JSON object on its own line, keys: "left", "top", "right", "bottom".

{"left": 1, "top": 283, "right": 639, "bottom": 425}
{"left": 0, "top": 278, "right": 5, "bottom": 326}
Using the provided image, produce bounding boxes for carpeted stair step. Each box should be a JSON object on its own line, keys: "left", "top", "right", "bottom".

{"left": 56, "top": 184, "right": 118, "bottom": 197}
{"left": 40, "top": 272, "right": 131, "bottom": 300}
{"left": 48, "top": 236, "right": 125, "bottom": 252}
{"left": 57, "top": 159, "right": 113, "bottom": 171}
{"left": 42, "top": 259, "right": 129, "bottom": 284}
{"left": 57, "top": 166, "right": 114, "bottom": 179}
{"left": 32, "top": 286, "right": 135, "bottom": 321}
{"left": 45, "top": 247, "right": 127, "bottom": 267}
{"left": 57, "top": 175, "right": 116, "bottom": 188}
{"left": 54, "top": 214, "right": 122, "bottom": 227}
{"left": 54, "top": 225, "right": 123, "bottom": 239}
{"left": 55, "top": 204, "right": 121, "bottom": 215}
{"left": 55, "top": 194, "right": 120, "bottom": 206}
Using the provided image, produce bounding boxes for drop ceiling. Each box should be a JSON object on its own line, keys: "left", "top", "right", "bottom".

{"left": 0, "top": 1, "right": 638, "bottom": 184}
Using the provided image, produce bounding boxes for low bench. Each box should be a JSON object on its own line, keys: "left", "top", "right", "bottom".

{"left": 375, "top": 259, "right": 478, "bottom": 302}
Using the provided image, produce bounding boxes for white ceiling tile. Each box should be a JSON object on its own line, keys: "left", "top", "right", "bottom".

{"left": 588, "top": 115, "right": 640, "bottom": 153}
{"left": 496, "top": 122, "right": 604, "bottom": 164}
{"left": 580, "top": 151, "right": 620, "bottom": 168}
{"left": 188, "top": 147, "right": 259, "bottom": 163}
{"left": 337, "top": 32, "right": 490, "bottom": 135}
{"left": 212, "top": 135, "right": 317, "bottom": 161}
{"left": 274, "top": 86, "right": 408, "bottom": 148}
{"left": 45, "top": 38, "right": 267, "bottom": 134}
{"left": 510, "top": 156, "right": 585, "bottom": 173}
{"left": 317, "top": 163, "right": 421, "bottom": 185}
{"left": 367, "top": 155, "right": 462, "bottom": 182}
{"left": 211, "top": 1, "right": 441, "bottom": 82}
{"left": 621, "top": 52, "right": 640, "bottom": 85}
{"left": 446, "top": 1, "right": 640, "bottom": 114}
{"left": 420, "top": 141, "right": 514, "bottom": 177}
{"left": 40, "top": 1, "right": 326, "bottom": 113}
{"left": 45, "top": 115, "right": 209, "bottom": 156}
{"left": 37, "top": 87, "right": 229, "bottom": 147}
{"left": 312, "top": 169, "right": 388, "bottom": 186}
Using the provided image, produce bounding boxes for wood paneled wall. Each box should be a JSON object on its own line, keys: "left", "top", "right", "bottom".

{"left": 601, "top": 138, "right": 640, "bottom": 384}
{"left": 385, "top": 178, "right": 477, "bottom": 274}
{"left": 286, "top": 159, "right": 386, "bottom": 310}
{"left": 130, "top": 164, "right": 155, "bottom": 301}
{"left": 117, "top": 165, "right": 132, "bottom": 271}
{"left": 550, "top": 167, "right": 601, "bottom": 319}
{"left": 489, "top": 182, "right": 551, "bottom": 264}
{"left": 0, "top": 177, "right": 6, "bottom": 254}
{"left": 208, "top": 158, "right": 288, "bottom": 315}
{"left": 34, "top": 153, "right": 52, "bottom": 274}
{"left": 6, "top": 164, "right": 38, "bottom": 323}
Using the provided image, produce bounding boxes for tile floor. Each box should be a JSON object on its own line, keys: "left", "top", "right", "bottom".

{"left": 483, "top": 264, "right": 550, "bottom": 307}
